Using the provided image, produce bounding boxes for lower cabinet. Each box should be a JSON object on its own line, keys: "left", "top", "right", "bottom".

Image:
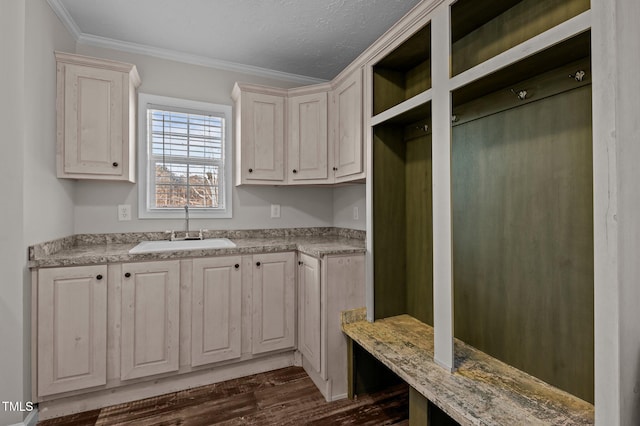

{"left": 191, "top": 256, "right": 242, "bottom": 367}
{"left": 297, "top": 254, "right": 365, "bottom": 401}
{"left": 33, "top": 249, "right": 358, "bottom": 408}
{"left": 37, "top": 265, "right": 108, "bottom": 397}
{"left": 120, "top": 260, "right": 180, "bottom": 380}
{"left": 251, "top": 252, "right": 296, "bottom": 354}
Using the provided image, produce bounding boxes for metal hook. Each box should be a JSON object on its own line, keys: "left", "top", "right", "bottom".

{"left": 416, "top": 124, "right": 429, "bottom": 132}
{"left": 451, "top": 115, "right": 459, "bottom": 123}
{"left": 511, "top": 88, "right": 527, "bottom": 101}
{"left": 569, "top": 70, "right": 586, "bottom": 82}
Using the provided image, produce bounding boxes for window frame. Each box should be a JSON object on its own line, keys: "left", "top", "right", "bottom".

{"left": 137, "top": 93, "right": 233, "bottom": 219}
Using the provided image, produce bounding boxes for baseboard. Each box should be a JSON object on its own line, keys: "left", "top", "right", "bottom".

{"left": 301, "top": 355, "right": 350, "bottom": 402}
{"left": 329, "top": 392, "right": 347, "bottom": 402}
{"left": 7, "top": 410, "right": 38, "bottom": 426}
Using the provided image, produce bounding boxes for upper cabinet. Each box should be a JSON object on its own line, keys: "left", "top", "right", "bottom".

{"left": 55, "top": 52, "right": 141, "bottom": 182}
{"left": 232, "top": 84, "right": 287, "bottom": 184}
{"left": 233, "top": 67, "right": 365, "bottom": 186}
{"left": 331, "top": 68, "right": 364, "bottom": 182}
{"left": 288, "top": 91, "right": 330, "bottom": 183}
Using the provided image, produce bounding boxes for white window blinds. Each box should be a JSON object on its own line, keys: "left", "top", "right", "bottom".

{"left": 147, "top": 106, "right": 226, "bottom": 210}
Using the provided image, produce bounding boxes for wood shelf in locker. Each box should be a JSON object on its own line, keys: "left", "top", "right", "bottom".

{"left": 372, "top": 23, "right": 431, "bottom": 117}
{"left": 371, "top": 89, "right": 431, "bottom": 127}
{"left": 450, "top": 10, "right": 591, "bottom": 93}
{"left": 450, "top": 0, "right": 591, "bottom": 77}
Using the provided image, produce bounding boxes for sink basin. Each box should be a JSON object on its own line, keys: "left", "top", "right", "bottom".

{"left": 129, "top": 238, "right": 236, "bottom": 254}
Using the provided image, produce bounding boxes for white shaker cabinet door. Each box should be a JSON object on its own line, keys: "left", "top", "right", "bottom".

{"left": 120, "top": 261, "right": 180, "bottom": 380}
{"left": 62, "top": 64, "right": 124, "bottom": 176}
{"left": 239, "top": 90, "right": 286, "bottom": 183}
{"left": 288, "top": 92, "right": 329, "bottom": 182}
{"left": 298, "top": 253, "right": 321, "bottom": 373}
{"left": 332, "top": 68, "right": 364, "bottom": 181}
{"left": 251, "top": 252, "right": 296, "bottom": 354}
{"left": 38, "top": 265, "right": 108, "bottom": 396}
{"left": 191, "top": 256, "right": 242, "bottom": 367}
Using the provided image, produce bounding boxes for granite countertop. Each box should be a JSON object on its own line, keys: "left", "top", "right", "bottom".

{"left": 29, "top": 228, "right": 366, "bottom": 268}
{"left": 341, "top": 309, "right": 594, "bottom": 426}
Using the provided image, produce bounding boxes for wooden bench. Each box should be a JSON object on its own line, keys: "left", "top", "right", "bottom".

{"left": 341, "top": 308, "right": 594, "bottom": 425}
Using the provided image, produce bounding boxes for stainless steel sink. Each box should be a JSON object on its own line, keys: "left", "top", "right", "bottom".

{"left": 129, "top": 238, "right": 236, "bottom": 254}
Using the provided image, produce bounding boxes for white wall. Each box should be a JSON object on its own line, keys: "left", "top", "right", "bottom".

{"left": 0, "top": 1, "right": 76, "bottom": 424}
{"left": 72, "top": 44, "right": 340, "bottom": 233}
{"left": 73, "top": 182, "right": 335, "bottom": 233}
{"left": 0, "top": 2, "right": 27, "bottom": 424}
{"left": 333, "top": 184, "right": 366, "bottom": 230}
{"left": 24, "top": 0, "right": 77, "bottom": 246}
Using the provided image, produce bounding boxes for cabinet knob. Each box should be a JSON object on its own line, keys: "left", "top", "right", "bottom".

{"left": 124, "top": 272, "right": 131, "bottom": 278}
{"left": 235, "top": 264, "right": 240, "bottom": 269}
{"left": 248, "top": 168, "right": 253, "bottom": 173}
{"left": 112, "top": 162, "right": 119, "bottom": 167}
{"left": 333, "top": 167, "right": 338, "bottom": 171}
{"left": 292, "top": 169, "right": 297, "bottom": 174}
{"left": 256, "top": 261, "right": 261, "bottom": 267}
{"left": 96, "top": 274, "right": 103, "bottom": 280}
{"left": 298, "top": 261, "right": 303, "bottom": 266}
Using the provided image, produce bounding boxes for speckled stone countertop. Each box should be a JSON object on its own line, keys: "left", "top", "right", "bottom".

{"left": 341, "top": 309, "right": 594, "bottom": 426}
{"left": 29, "top": 227, "right": 365, "bottom": 268}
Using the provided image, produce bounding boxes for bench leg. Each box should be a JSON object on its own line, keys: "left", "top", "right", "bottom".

{"left": 409, "top": 387, "right": 429, "bottom": 426}
{"left": 347, "top": 337, "right": 355, "bottom": 399}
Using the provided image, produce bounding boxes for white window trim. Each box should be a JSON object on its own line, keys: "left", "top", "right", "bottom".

{"left": 137, "top": 93, "right": 233, "bottom": 219}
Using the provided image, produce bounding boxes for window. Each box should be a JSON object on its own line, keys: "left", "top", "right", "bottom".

{"left": 138, "top": 94, "right": 232, "bottom": 218}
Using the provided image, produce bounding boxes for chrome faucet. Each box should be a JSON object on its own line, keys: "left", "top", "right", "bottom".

{"left": 167, "top": 205, "right": 203, "bottom": 241}
{"left": 184, "top": 205, "right": 190, "bottom": 238}
{"left": 181, "top": 205, "right": 204, "bottom": 240}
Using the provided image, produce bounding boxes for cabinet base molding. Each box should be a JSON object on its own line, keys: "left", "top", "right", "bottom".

{"left": 302, "top": 353, "right": 347, "bottom": 402}
{"left": 37, "top": 352, "right": 295, "bottom": 421}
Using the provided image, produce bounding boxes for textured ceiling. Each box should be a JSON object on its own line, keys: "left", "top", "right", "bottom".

{"left": 55, "top": 0, "right": 422, "bottom": 81}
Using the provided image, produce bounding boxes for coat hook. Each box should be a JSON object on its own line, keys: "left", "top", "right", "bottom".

{"left": 451, "top": 115, "right": 459, "bottom": 123}
{"left": 416, "top": 124, "right": 429, "bottom": 132}
{"left": 511, "top": 88, "right": 527, "bottom": 101}
{"left": 569, "top": 70, "right": 586, "bottom": 82}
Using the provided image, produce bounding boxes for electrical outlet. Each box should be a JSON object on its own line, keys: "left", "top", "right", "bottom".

{"left": 271, "top": 204, "right": 281, "bottom": 218}
{"left": 118, "top": 204, "right": 131, "bottom": 221}
{"left": 353, "top": 206, "right": 359, "bottom": 220}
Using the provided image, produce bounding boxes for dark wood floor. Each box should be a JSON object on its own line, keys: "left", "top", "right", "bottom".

{"left": 38, "top": 367, "right": 409, "bottom": 425}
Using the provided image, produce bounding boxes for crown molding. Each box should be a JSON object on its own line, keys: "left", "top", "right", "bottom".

{"left": 77, "top": 33, "right": 327, "bottom": 86}
{"left": 46, "top": 0, "right": 327, "bottom": 86}
{"left": 47, "top": 0, "right": 81, "bottom": 39}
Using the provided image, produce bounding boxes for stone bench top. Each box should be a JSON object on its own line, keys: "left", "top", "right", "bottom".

{"left": 341, "top": 308, "right": 594, "bottom": 426}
